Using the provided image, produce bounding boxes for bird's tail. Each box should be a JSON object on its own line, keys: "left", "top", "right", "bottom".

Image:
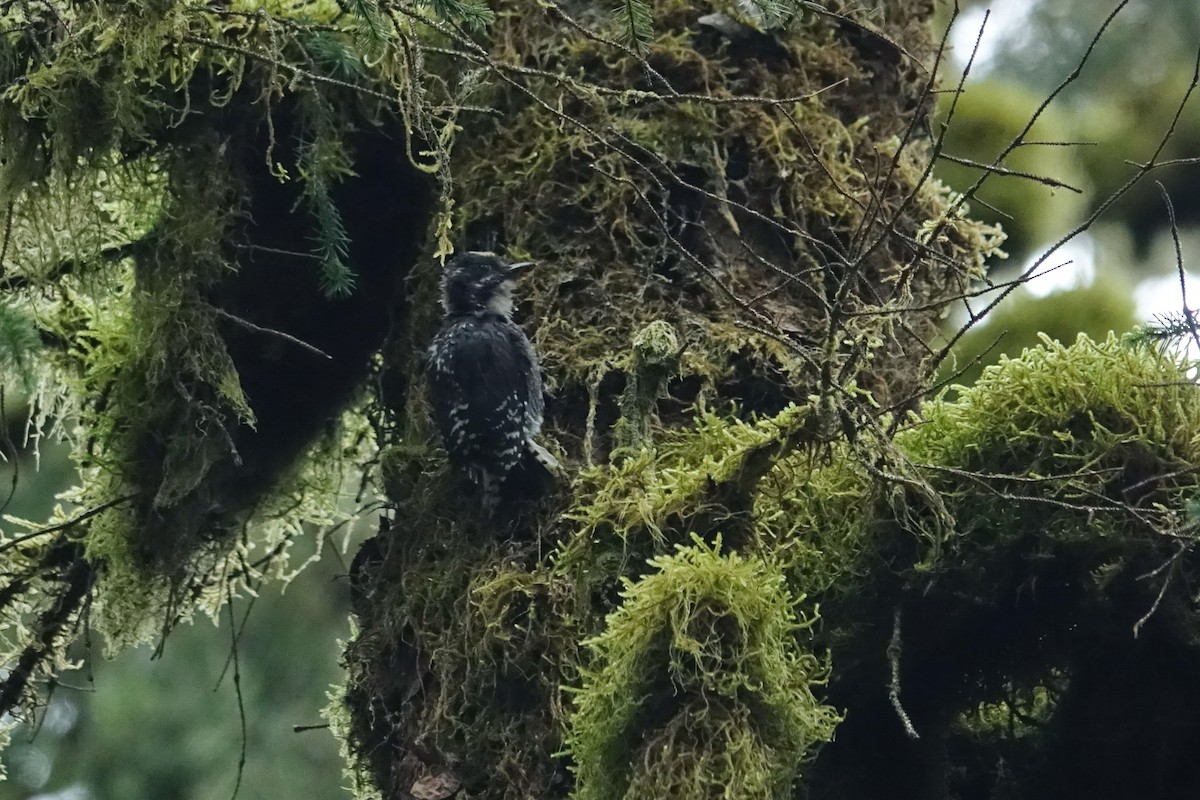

{"left": 526, "top": 440, "right": 562, "bottom": 474}
{"left": 468, "top": 442, "right": 560, "bottom": 521}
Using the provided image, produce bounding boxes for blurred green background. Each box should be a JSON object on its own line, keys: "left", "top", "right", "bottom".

{"left": 0, "top": 489, "right": 354, "bottom": 799}
{"left": 2, "top": 1, "right": 1198, "bottom": 797}
{"left": 934, "top": 0, "right": 1200, "bottom": 385}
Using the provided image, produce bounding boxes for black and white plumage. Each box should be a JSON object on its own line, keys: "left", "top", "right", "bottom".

{"left": 426, "top": 252, "right": 552, "bottom": 509}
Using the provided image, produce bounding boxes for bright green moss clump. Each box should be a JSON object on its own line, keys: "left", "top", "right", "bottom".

{"left": 852, "top": 330, "right": 1200, "bottom": 712}
{"left": 911, "top": 333, "right": 1200, "bottom": 469}
{"left": 901, "top": 332, "right": 1200, "bottom": 571}
{"left": 567, "top": 538, "right": 841, "bottom": 800}
{"left": 570, "top": 402, "right": 813, "bottom": 546}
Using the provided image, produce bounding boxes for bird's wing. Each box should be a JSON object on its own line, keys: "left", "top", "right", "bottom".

{"left": 427, "top": 318, "right": 538, "bottom": 473}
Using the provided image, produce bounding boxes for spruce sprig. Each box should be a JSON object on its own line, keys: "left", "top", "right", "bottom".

{"left": 1125, "top": 310, "right": 1200, "bottom": 354}
{"left": 427, "top": 0, "right": 495, "bottom": 30}
{"left": 300, "top": 30, "right": 366, "bottom": 81}
{"left": 297, "top": 101, "right": 357, "bottom": 299}
{"left": 341, "top": 0, "right": 391, "bottom": 56}
{"left": 611, "top": 0, "right": 653, "bottom": 52}
{"left": 304, "top": 171, "right": 356, "bottom": 298}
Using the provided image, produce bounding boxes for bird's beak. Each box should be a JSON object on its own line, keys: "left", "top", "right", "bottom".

{"left": 505, "top": 261, "right": 535, "bottom": 277}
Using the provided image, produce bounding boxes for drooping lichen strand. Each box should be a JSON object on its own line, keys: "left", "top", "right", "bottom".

{"left": 0, "top": 0, "right": 433, "bottom": 709}
{"left": 567, "top": 538, "right": 841, "bottom": 800}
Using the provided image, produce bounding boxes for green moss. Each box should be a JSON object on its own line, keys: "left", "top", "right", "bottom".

{"left": 0, "top": 0, "right": 410, "bottom": 664}
{"left": 400, "top": 0, "right": 1005, "bottom": 429}
{"left": 347, "top": 325, "right": 1200, "bottom": 799}
{"left": 569, "top": 403, "right": 813, "bottom": 547}
{"left": 957, "top": 675, "right": 1062, "bottom": 741}
{"left": 324, "top": 657, "right": 385, "bottom": 800}
{"left": 345, "top": 399, "right": 846, "bottom": 798}
{"left": 752, "top": 442, "right": 878, "bottom": 596}
{"left": 567, "top": 537, "right": 841, "bottom": 800}
{"left": 85, "top": 400, "right": 374, "bottom": 650}
{"left": 899, "top": 333, "right": 1200, "bottom": 589}
{"left": 908, "top": 333, "right": 1199, "bottom": 495}
{"left": 614, "top": 320, "right": 680, "bottom": 452}
{"left": 2, "top": 0, "right": 1124, "bottom": 795}
{"left": 342, "top": 522, "right": 575, "bottom": 797}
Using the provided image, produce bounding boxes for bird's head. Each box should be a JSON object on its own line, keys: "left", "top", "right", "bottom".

{"left": 440, "top": 251, "right": 534, "bottom": 318}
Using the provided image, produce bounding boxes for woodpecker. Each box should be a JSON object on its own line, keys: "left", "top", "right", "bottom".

{"left": 426, "top": 251, "right": 554, "bottom": 510}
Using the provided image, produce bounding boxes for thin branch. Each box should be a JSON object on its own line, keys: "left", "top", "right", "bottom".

{"left": 182, "top": 34, "right": 397, "bottom": 104}
{"left": 1132, "top": 543, "right": 1190, "bottom": 639}
{"left": 225, "top": 598, "right": 248, "bottom": 800}
{"left": 1016, "top": 140, "right": 1099, "bottom": 148}
{"left": 211, "top": 307, "right": 332, "bottom": 360}
{"left": 936, "top": 151, "right": 1083, "bottom": 193}
{"left": 0, "top": 494, "right": 138, "bottom": 555}
{"left": 887, "top": 606, "right": 920, "bottom": 740}
{"left": 930, "top": 40, "right": 1200, "bottom": 374}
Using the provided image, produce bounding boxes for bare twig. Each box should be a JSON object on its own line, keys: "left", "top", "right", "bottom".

{"left": 0, "top": 494, "right": 137, "bottom": 555}
{"left": 936, "top": 151, "right": 1083, "bottom": 193}
{"left": 225, "top": 598, "right": 248, "bottom": 800}
{"left": 211, "top": 307, "right": 332, "bottom": 360}
{"left": 931, "top": 40, "right": 1200, "bottom": 375}
{"left": 887, "top": 606, "right": 920, "bottom": 740}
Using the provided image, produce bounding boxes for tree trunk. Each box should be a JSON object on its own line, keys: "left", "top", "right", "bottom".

{"left": 339, "top": 1, "right": 1000, "bottom": 798}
